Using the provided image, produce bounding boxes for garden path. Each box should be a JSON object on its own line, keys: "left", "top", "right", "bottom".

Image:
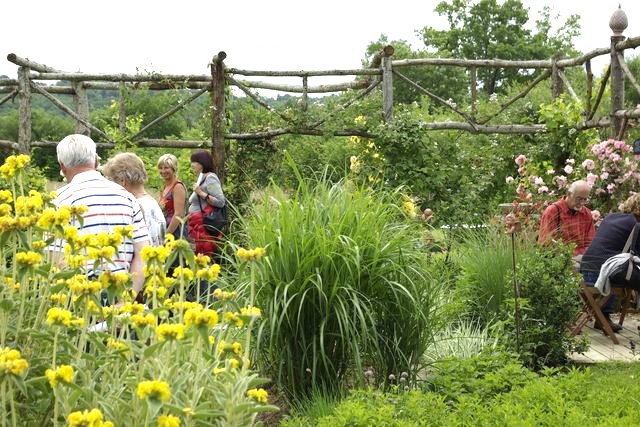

{"left": 570, "top": 313, "right": 640, "bottom": 363}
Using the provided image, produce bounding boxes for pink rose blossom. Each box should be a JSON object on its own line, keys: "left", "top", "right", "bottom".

{"left": 586, "top": 173, "right": 597, "bottom": 186}
{"left": 518, "top": 167, "right": 526, "bottom": 176}
{"left": 614, "top": 140, "right": 627, "bottom": 150}
{"left": 538, "top": 186, "right": 549, "bottom": 194}
{"left": 591, "top": 210, "right": 601, "bottom": 222}
{"left": 610, "top": 153, "right": 621, "bottom": 162}
{"left": 555, "top": 175, "right": 568, "bottom": 188}
{"left": 564, "top": 165, "right": 574, "bottom": 174}
{"left": 516, "top": 184, "right": 525, "bottom": 196}
{"left": 607, "top": 183, "right": 617, "bottom": 193}
{"left": 601, "top": 171, "right": 609, "bottom": 180}
{"left": 582, "top": 159, "right": 595, "bottom": 170}
{"left": 515, "top": 154, "right": 527, "bottom": 166}
{"left": 505, "top": 176, "right": 514, "bottom": 184}
{"left": 534, "top": 177, "right": 544, "bottom": 186}
{"left": 566, "top": 158, "right": 575, "bottom": 165}
{"left": 546, "top": 169, "right": 555, "bottom": 175}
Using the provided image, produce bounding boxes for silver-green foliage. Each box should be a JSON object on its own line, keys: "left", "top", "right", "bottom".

{"left": 240, "top": 177, "right": 442, "bottom": 397}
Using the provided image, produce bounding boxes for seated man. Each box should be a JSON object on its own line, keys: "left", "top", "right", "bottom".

{"left": 538, "top": 180, "right": 595, "bottom": 258}
{"left": 50, "top": 134, "right": 150, "bottom": 297}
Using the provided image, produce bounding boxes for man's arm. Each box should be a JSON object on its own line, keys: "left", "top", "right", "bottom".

{"left": 130, "top": 240, "right": 150, "bottom": 294}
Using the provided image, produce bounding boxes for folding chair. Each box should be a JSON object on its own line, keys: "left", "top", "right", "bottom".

{"left": 571, "top": 282, "right": 637, "bottom": 345}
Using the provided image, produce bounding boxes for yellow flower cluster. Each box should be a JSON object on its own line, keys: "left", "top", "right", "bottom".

{"left": 37, "top": 207, "right": 72, "bottom": 229}
{"left": 45, "top": 364, "right": 74, "bottom": 387}
{"left": 213, "top": 288, "right": 237, "bottom": 301}
{"left": 14, "top": 190, "right": 44, "bottom": 216}
{"left": 236, "top": 247, "right": 266, "bottom": 262}
{"left": 0, "top": 347, "right": 29, "bottom": 376}
{"left": 136, "top": 380, "right": 171, "bottom": 402}
{"left": 157, "top": 414, "right": 181, "bottom": 427}
{"left": 223, "top": 311, "right": 244, "bottom": 327}
{"left": 106, "top": 338, "right": 128, "bottom": 353}
{"left": 113, "top": 224, "right": 134, "bottom": 240}
{"left": 50, "top": 293, "right": 69, "bottom": 306}
{"left": 46, "top": 307, "right": 72, "bottom": 326}
{"left": 247, "top": 387, "right": 269, "bottom": 404}
{"left": 15, "top": 251, "right": 43, "bottom": 267}
{"left": 196, "top": 263, "right": 221, "bottom": 282}
{"left": 240, "top": 306, "right": 262, "bottom": 318}
{"left": 0, "top": 189, "right": 12, "bottom": 204}
{"left": 0, "top": 154, "right": 30, "bottom": 180}
{"left": 141, "top": 245, "right": 170, "bottom": 263}
{"left": 172, "top": 267, "right": 194, "bottom": 281}
{"left": 156, "top": 323, "right": 186, "bottom": 341}
{"left": 217, "top": 340, "right": 242, "bottom": 357}
{"left": 354, "top": 115, "right": 367, "bottom": 126}
{"left": 67, "top": 408, "right": 113, "bottom": 427}
{"left": 117, "top": 302, "right": 145, "bottom": 315}
{"left": 1, "top": 276, "right": 20, "bottom": 293}
{"left": 67, "top": 274, "right": 101, "bottom": 297}
{"left": 131, "top": 313, "right": 156, "bottom": 328}
{"left": 184, "top": 307, "right": 219, "bottom": 329}
{"left": 402, "top": 199, "right": 418, "bottom": 219}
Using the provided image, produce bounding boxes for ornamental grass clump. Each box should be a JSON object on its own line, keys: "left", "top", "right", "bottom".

{"left": 0, "top": 155, "right": 277, "bottom": 425}
{"left": 237, "top": 175, "right": 443, "bottom": 397}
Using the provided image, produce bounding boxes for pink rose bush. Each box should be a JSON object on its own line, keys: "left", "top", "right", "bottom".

{"left": 508, "top": 139, "right": 640, "bottom": 215}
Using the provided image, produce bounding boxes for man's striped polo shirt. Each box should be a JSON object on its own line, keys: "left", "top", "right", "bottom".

{"left": 52, "top": 170, "right": 150, "bottom": 277}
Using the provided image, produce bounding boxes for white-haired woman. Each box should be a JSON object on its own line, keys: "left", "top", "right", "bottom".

{"left": 103, "top": 152, "right": 166, "bottom": 247}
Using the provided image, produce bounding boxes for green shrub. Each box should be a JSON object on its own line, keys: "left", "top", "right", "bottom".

{"left": 498, "top": 242, "right": 585, "bottom": 369}
{"left": 237, "top": 175, "right": 443, "bottom": 397}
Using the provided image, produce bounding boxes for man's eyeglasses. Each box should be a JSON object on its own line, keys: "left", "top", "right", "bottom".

{"left": 574, "top": 196, "right": 589, "bottom": 203}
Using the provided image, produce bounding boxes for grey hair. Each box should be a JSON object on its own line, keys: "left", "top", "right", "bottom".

{"left": 567, "top": 180, "right": 589, "bottom": 194}
{"left": 103, "top": 152, "right": 147, "bottom": 185}
{"left": 56, "top": 134, "right": 98, "bottom": 168}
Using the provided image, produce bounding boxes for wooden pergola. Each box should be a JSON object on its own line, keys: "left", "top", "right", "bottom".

{"left": 1, "top": 8, "right": 640, "bottom": 182}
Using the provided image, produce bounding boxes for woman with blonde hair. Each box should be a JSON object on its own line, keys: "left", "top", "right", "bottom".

{"left": 103, "top": 152, "right": 166, "bottom": 247}
{"left": 157, "top": 154, "right": 188, "bottom": 239}
{"left": 580, "top": 193, "right": 640, "bottom": 332}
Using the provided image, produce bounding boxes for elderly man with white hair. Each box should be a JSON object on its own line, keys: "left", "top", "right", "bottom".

{"left": 51, "top": 134, "right": 150, "bottom": 296}
{"left": 538, "top": 179, "right": 595, "bottom": 257}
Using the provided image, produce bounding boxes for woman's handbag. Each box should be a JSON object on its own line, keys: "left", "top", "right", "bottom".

{"left": 608, "top": 223, "right": 640, "bottom": 290}
{"left": 202, "top": 203, "right": 228, "bottom": 236}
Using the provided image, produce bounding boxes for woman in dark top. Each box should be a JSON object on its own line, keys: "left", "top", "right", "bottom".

{"left": 580, "top": 193, "right": 640, "bottom": 330}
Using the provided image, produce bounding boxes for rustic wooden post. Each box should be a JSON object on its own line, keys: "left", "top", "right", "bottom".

{"left": 211, "top": 52, "right": 227, "bottom": 183}
{"left": 118, "top": 82, "right": 126, "bottom": 134}
{"left": 551, "top": 55, "right": 563, "bottom": 99}
{"left": 17, "top": 66, "right": 31, "bottom": 154}
{"left": 609, "top": 6, "right": 628, "bottom": 139}
{"left": 470, "top": 66, "right": 477, "bottom": 118}
{"left": 72, "top": 81, "right": 90, "bottom": 135}
{"left": 381, "top": 45, "right": 394, "bottom": 124}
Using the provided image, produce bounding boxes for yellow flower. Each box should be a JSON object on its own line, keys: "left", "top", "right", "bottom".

{"left": 156, "top": 323, "right": 185, "bottom": 341}
{"left": 184, "top": 307, "right": 219, "bottom": 329}
{"left": 113, "top": 224, "right": 134, "bottom": 240}
{"left": 172, "top": 267, "right": 194, "bottom": 281}
{"left": 213, "top": 288, "right": 237, "bottom": 301}
{"left": 118, "top": 302, "right": 145, "bottom": 315}
{"left": 141, "top": 245, "right": 170, "bottom": 263}
{"left": 402, "top": 200, "right": 418, "bottom": 219}
{"left": 1, "top": 276, "right": 20, "bottom": 292}
{"left": 195, "top": 254, "right": 211, "bottom": 268}
{"left": 46, "top": 307, "right": 72, "bottom": 326}
{"left": 0, "top": 203, "right": 11, "bottom": 216}
{"left": 240, "top": 306, "right": 262, "bottom": 318}
{"left": 136, "top": 380, "right": 171, "bottom": 402}
{"left": 37, "top": 207, "right": 72, "bottom": 229}
{"left": 67, "top": 408, "right": 109, "bottom": 427}
{"left": 131, "top": 313, "right": 156, "bottom": 328}
{"left": 15, "top": 251, "right": 43, "bottom": 267}
{"left": 0, "top": 154, "right": 30, "bottom": 180}
{"left": 217, "top": 340, "right": 242, "bottom": 356}
{"left": 0, "top": 347, "right": 29, "bottom": 376}
{"left": 50, "top": 293, "right": 69, "bottom": 306}
{"left": 196, "top": 264, "right": 221, "bottom": 282}
{"left": 0, "top": 189, "right": 13, "bottom": 204}
{"left": 45, "top": 364, "right": 74, "bottom": 387}
{"left": 350, "top": 155, "right": 360, "bottom": 172}
{"left": 106, "top": 338, "right": 128, "bottom": 353}
{"left": 157, "top": 414, "right": 181, "bottom": 427}
{"left": 236, "top": 247, "right": 266, "bottom": 262}
{"left": 67, "top": 275, "right": 101, "bottom": 297}
{"left": 354, "top": 115, "right": 367, "bottom": 126}
{"left": 223, "top": 311, "right": 243, "bottom": 327}
{"left": 247, "top": 388, "right": 269, "bottom": 404}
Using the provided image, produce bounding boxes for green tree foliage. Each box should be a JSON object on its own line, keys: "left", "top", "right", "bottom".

{"left": 365, "top": 35, "right": 467, "bottom": 105}
{"left": 421, "top": 0, "right": 580, "bottom": 94}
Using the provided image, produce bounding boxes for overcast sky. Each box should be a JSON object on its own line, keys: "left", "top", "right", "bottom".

{"left": 1, "top": 1, "right": 639, "bottom": 86}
